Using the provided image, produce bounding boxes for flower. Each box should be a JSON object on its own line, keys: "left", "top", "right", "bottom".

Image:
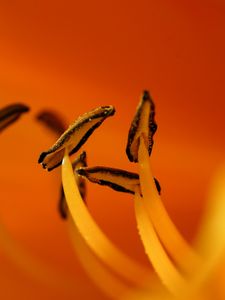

{"left": 0, "top": 1, "right": 225, "bottom": 299}
{"left": 50, "top": 91, "right": 225, "bottom": 299}
{"left": 1, "top": 91, "right": 225, "bottom": 300}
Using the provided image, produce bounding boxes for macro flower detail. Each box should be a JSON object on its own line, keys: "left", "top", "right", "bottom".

{"left": 38, "top": 91, "right": 193, "bottom": 298}
{"left": 1, "top": 1, "right": 225, "bottom": 299}
{"left": 34, "top": 91, "right": 225, "bottom": 300}
{"left": 1, "top": 91, "right": 225, "bottom": 300}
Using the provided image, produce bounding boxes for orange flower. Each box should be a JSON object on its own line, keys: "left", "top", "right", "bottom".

{"left": 0, "top": 1, "right": 225, "bottom": 299}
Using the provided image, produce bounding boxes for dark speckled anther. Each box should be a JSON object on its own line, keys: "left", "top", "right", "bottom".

{"left": 38, "top": 105, "right": 115, "bottom": 171}
{"left": 76, "top": 166, "right": 161, "bottom": 195}
{"left": 126, "top": 91, "right": 157, "bottom": 162}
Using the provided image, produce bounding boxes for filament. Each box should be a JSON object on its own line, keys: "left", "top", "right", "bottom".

{"left": 134, "top": 192, "right": 186, "bottom": 295}
{"left": 62, "top": 149, "right": 151, "bottom": 287}
{"left": 68, "top": 215, "right": 134, "bottom": 299}
{"left": 138, "top": 136, "right": 200, "bottom": 275}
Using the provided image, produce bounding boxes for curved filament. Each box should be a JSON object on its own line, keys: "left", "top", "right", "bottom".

{"left": 138, "top": 136, "right": 200, "bottom": 275}
{"left": 62, "top": 149, "right": 151, "bottom": 287}
{"left": 134, "top": 192, "right": 186, "bottom": 295}
{"left": 68, "top": 216, "right": 135, "bottom": 299}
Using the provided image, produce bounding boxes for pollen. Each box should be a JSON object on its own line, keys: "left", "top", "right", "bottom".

{"left": 126, "top": 90, "right": 157, "bottom": 162}
{"left": 38, "top": 105, "right": 115, "bottom": 171}
{"left": 76, "top": 166, "right": 161, "bottom": 195}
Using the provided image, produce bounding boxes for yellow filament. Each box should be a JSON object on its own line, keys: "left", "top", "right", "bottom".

{"left": 134, "top": 192, "right": 186, "bottom": 295}
{"left": 0, "top": 222, "right": 81, "bottom": 295}
{"left": 62, "top": 149, "right": 151, "bottom": 287}
{"left": 132, "top": 142, "right": 225, "bottom": 300}
{"left": 138, "top": 136, "right": 200, "bottom": 274}
{"left": 68, "top": 215, "right": 134, "bottom": 299}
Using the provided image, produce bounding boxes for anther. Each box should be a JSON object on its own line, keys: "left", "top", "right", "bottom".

{"left": 77, "top": 166, "right": 161, "bottom": 195}
{"left": 38, "top": 106, "right": 115, "bottom": 171}
{"left": 126, "top": 91, "right": 157, "bottom": 162}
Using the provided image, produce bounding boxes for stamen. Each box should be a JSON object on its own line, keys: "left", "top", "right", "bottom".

{"left": 38, "top": 105, "right": 115, "bottom": 171}
{"left": 138, "top": 136, "right": 200, "bottom": 275}
{"left": 62, "top": 150, "right": 152, "bottom": 287}
{"left": 126, "top": 91, "right": 157, "bottom": 162}
{"left": 35, "top": 109, "right": 86, "bottom": 219}
{"left": 126, "top": 91, "right": 200, "bottom": 274}
{"left": 76, "top": 166, "right": 161, "bottom": 195}
{"left": 59, "top": 151, "right": 87, "bottom": 219}
{"left": 134, "top": 192, "right": 186, "bottom": 295}
{"left": 36, "top": 110, "right": 66, "bottom": 135}
{"left": 0, "top": 103, "right": 29, "bottom": 132}
{"left": 131, "top": 166, "right": 225, "bottom": 300}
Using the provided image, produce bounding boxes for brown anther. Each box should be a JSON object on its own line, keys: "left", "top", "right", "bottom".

{"left": 126, "top": 91, "right": 157, "bottom": 162}
{"left": 76, "top": 166, "right": 161, "bottom": 195}
{"left": 38, "top": 106, "right": 115, "bottom": 171}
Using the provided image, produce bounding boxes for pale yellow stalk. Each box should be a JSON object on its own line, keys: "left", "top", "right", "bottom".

{"left": 62, "top": 149, "right": 151, "bottom": 287}
{"left": 134, "top": 192, "right": 186, "bottom": 295}
{"left": 138, "top": 136, "right": 200, "bottom": 275}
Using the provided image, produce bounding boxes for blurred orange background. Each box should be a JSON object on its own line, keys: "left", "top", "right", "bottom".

{"left": 0, "top": 0, "right": 225, "bottom": 299}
